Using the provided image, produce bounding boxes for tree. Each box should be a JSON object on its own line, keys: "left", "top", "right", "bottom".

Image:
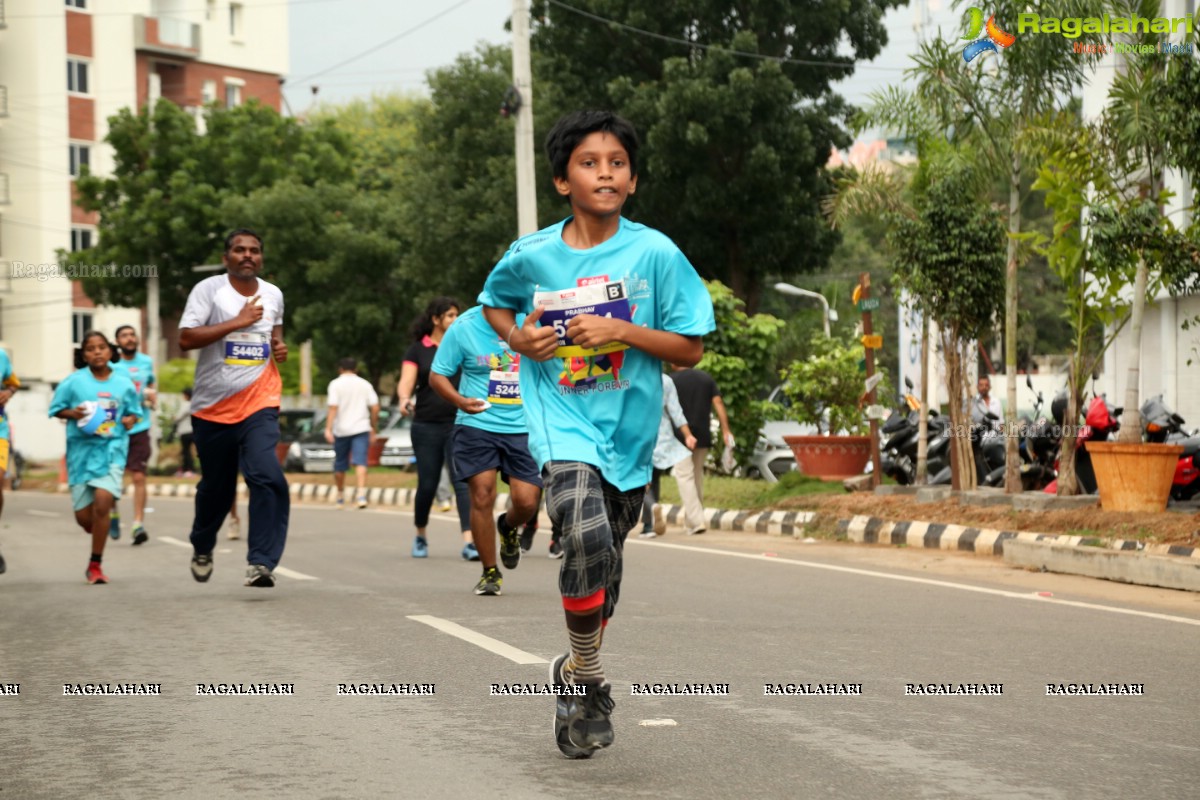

{"left": 531, "top": 0, "right": 905, "bottom": 312}
{"left": 865, "top": 0, "right": 1108, "bottom": 492}
{"left": 73, "top": 99, "right": 350, "bottom": 316}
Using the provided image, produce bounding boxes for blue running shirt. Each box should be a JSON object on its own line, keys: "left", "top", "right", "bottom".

{"left": 49, "top": 368, "right": 141, "bottom": 484}
{"left": 478, "top": 216, "right": 715, "bottom": 490}
{"left": 0, "top": 348, "right": 17, "bottom": 441}
{"left": 111, "top": 351, "right": 156, "bottom": 435}
{"left": 431, "top": 306, "right": 528, "bottom": 435}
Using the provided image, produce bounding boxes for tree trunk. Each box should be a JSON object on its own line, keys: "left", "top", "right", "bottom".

{"left": 943, "top": 327, "right": 976, "bottom": 491}
{"left": 1003, "top": 148, "right": 1022, "bottom": 492}
{"left": 1056, "top": 362, "right": 1081, "bottom": 496}
{"left": 1117, "top": 255, "right": 1149, "bottom": 443}
{"left": 915, "top": 318, "right": 930, "bottom": 485}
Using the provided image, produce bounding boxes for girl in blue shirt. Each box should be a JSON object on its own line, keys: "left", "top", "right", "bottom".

{"left": 49, "top": 331, "right": 141, "bottom": 584}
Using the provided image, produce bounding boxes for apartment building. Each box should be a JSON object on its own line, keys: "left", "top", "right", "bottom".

{"left": 0, "top": 0, "right": 287, "bottom": 459}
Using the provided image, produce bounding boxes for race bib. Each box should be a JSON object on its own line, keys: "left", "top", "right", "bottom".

{"left": 486, "top": 370, "right": 521, "bottom": 405}
{"left": 533, "top": 280, "right": 631, "bottom": 358}
{"left": 224, "top": 332, "right": 269, "bottom": 366}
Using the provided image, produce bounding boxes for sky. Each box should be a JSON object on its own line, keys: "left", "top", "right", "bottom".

{"left": 285, "top": 0, "right": 962, "bottom": 137}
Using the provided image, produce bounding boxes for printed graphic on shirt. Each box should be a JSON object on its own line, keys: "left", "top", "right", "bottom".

{"left": 478, "top": 349, "right": 521, "bottom": 405}
{"left": 535, "top": 278, "right": 633, "bottom": 392}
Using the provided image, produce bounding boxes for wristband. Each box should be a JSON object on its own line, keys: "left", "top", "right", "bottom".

{"left": 505, "top": 324, "right": 518, "bottom": 349}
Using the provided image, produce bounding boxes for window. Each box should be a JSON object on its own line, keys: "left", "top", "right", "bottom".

{"left": 66, "top": 0, "right": 87, "bottom": 9}
{"left": 229, "top": 3, "right": 244, "bottom": 38}
{"left": 67, "top": 59, "right": 89, "bottom": 94}
{"left": 206, "top": 0, "right": 216, "bottom": 21}
{"left": 201, "top": 79, "right": 217, "bottom": 105}
{"left": 224, "top": 82, "right": 242, "bottom": 108}
{"left": 69, "top": 143, "right": 91, "bottom": 178}
{"left": 71, "top": 227, "right": 93, "bottom": 252}
{"left": 72, "top": 312, "right": 94, "bottom": 347}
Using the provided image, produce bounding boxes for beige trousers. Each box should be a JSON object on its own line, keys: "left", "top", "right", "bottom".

{"left": 672, "top": 447, "right": 709, "bottom": 531}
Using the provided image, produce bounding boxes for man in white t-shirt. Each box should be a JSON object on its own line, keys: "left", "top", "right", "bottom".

{"left": 324, "top": 358, "right": 380, "bottom": 509}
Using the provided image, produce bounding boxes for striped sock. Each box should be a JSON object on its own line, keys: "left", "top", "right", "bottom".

{"left": 564, "top": 610, "right": 605, "bottom": 684}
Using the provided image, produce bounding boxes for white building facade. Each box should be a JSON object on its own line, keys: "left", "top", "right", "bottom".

{"left": 0, "top": 0, "right": 288, "bottom": 460}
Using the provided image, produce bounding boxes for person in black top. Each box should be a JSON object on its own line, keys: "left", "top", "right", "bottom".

{"left": 669, "top": 364, "right": 733, "bottom": 534}
{"left": 398, "top": 297, "right": 474, "bottom": 559}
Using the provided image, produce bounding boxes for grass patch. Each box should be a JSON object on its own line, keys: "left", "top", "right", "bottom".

{"left": 657, "top": 470, "right": 842, "bottom": 511}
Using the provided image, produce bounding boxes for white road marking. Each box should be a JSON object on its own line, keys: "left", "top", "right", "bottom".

{"left": 637, "top": 540, "right": 1200, "bottom": 628}
{"left": 407, "top": 615, "right": 548, "bottom": 664}
{"left": 639, "top": 719, "right": 679, "bottom": 727}
{"left": 26, "top": 510, "right": 61, "bottom": 518}
{"left": 159, "top": 536, "right": 318, "bottom": 580}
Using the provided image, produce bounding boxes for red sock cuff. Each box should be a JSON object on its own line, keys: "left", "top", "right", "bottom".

{"left": 562, "top": 589, "right": 605, "bottom": 612}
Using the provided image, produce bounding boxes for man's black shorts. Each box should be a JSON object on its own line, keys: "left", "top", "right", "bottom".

{"left": 126, "top": 430, "right": 151, "bottom": 474}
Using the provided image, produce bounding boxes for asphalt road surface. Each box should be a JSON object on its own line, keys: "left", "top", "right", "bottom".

{"left": 2, "top": 489, "right": 1198, "bottom": 799}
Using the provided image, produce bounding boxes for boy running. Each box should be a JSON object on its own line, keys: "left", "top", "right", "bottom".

{"left": 109, "top": 325, "right": 156, "bottom": 545}
{"left": 49, "top": 331, "right": 142, "bottom": 584}
{"left": 429, "top": 306, "right": 542, "bottom": 596}
{"left": 479, "top": 110, "right": 714, "bottom": 757}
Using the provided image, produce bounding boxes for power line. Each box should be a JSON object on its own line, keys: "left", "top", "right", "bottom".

{"left": 543, "top": 0, "right": 905, "bottom": 73}
{"left": 286, "top": 0, "right": 477, "bottom": 87}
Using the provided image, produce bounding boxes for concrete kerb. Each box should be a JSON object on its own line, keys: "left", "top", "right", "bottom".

{"left": 138, "top": 482, "right": 1200, "bottom": 590}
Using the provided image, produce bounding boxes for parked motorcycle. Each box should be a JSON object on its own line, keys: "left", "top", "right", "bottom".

{"left": 1140, "top": 394, "right": 1200, "bottom": 502}
{"left": 1043, "top": 391, "right": 1122, "bottom": 494}
{"left": 880, "top": 378, "right": 950, "bottom": 485}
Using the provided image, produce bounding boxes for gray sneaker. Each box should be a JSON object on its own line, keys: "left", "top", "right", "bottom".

{"left": 190, "top": 554, "right": 213, "bottom": 583}
{"left": 550, "top": 654, "right": 592, "bottom": 759}
{"left": 244, "top": 564, "right": 275, "bottom": 588}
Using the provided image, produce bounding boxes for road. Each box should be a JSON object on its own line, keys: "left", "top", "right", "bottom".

{"left": 1, "top": 489, "right": 1198, "bottom": 799}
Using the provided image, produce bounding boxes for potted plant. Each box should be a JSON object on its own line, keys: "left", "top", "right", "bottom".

{"left": 777, "top": 333, "right": 888, "bottom": 479}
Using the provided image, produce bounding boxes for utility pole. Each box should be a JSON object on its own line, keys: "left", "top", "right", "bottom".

{"left": 512, "top": 0, "right": 538, "bottom": 236}
{"left": 857, "top": 273, "right": 883, "bottom": 489}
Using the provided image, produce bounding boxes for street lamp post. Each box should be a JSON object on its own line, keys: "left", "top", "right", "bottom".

{"left": 773, "top": 282, "right": 835, "bottom": 337}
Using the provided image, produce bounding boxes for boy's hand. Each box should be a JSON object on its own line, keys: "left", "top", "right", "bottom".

{"left": 121, "top": 414, "right": 138, "bottom": 430}
{"left": 511, "top": 306, "right": 559, "bottom": 362}
{"left": 566, "top": 314, "right": 626, "bottom": 352}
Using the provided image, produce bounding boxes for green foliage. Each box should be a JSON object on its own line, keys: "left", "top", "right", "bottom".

{"left": 72, "top": 100, "right": 352, "bottom": 316}
{"left": 698, "top": 281, "right": 784, "bottom": 465}
{"left": 532, "top": 0, "right": 905, "bottom": 310}
{"left": 778, "top": 333, "right": 889, "bottom": 436}
{"left": 1155, "top": 52, "right": 1200, "bottom": 179}
{"left": 155, "top": 358, "right": 196, "bottom": 394}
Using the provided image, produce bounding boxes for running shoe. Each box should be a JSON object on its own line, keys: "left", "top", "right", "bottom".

{"left": 131, "top": 524, "right": 149, "bottom": 546}
{"left": 227, "top": 518, "right": 241, "bottom": 540}
{"left": 190, "top": 553, "right": 213, "bottom": 582}
{"left": 108, "top": 511, "right": 121, "bottom": 541}
{"left": 412, "top": 536, "right": 429, "bottom": 558}
{"left": 335, "top": 495, "right": 345, "bottom": 510}
{"left": 686, "top": 526, "right": 707, "bottom": 536}
{"left": 571, "top": 680, "right": 615, "bottom": 751}
{"left": 439, "top": 501, "right": 452, "bottom": 512}
{"left": 497, "top": 513, "right": 521, "bottom": 570}
{"left": 653, "top": 505, "right": 667, "bottom": 536}
{"left": 473, "top": 566, "right": 503, "bottom": 596}
{"left": 356, "top": 495, "right": 368, "bottom": 509}
{"left": 637, "top": 528, "right": 657, "bottom": 539}
{"left": 519, "top": 520, "right": 537, "bottom": 553}
{"left": 85, "top": 561, "right": 108, "bottom": 585}
{"left": 461, "top": 542, "right": 480, "bottom": 562}
{"left": 548, "top": 538, "right": 564, "bottom": 559}
{"left": 245, "top": 564, "right": 276, "bottom": 588}
{"left": 550, "top": 654, "right": 591, "bottom": 759}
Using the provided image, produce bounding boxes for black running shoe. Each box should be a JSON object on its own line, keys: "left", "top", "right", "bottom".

{"left": 548, "top": 538, "right": 564, "bottom": 559}
{"left": 132, "top": 524, "right": 149, "bottom": 546}
{"left": 244, "top": 564, "right": 275, "bottom": 588}
{"left": 473, "top": 566, "right": 502, "bottom": 596}
{"left": 550, "top": 654, "right": 592, "bottom": 759}
{"left": 497, "top": 513, "right": 521, "bottom": 570}
{"left": 519, "top": 520, "right": 536, "bottom": 553}
{"left": 569, "top": 680, "right": 615, "bottom": 751}
{"left": 190, "top": 553, "right": 213, "bottom": 583}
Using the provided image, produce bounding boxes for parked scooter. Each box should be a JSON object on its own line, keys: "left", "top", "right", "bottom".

{"left": 1043, "top": 391, "right": 1122, "bottom": 494}
{"left": 1140, "top": 395, "right": 1200, "bottom": 502}
{"left": 880, "top": 378, "right": 950, "bottom": 485}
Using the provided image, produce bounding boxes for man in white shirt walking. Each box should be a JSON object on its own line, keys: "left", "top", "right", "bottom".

{"left": 325, "top": 358, "right": 380, "bottom": 509}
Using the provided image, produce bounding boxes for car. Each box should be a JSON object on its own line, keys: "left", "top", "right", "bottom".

{"left": 284, "top": 411, "right": 336, "bottom": 473}
{"left": 278, "top": 409, "right": 321, "bottom": 444}
{"left": 377, "top": 412, "right": 415, "bottom": 470}
{"left": 723, "top": 383, "right": 822, "bottom": 483}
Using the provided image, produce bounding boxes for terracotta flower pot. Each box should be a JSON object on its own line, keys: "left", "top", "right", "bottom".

{"left": 1084, "top": 441, "right": 1184, "bottom": 513}
{"left": 783, "top": 435, "right": 872, "bottom": 479}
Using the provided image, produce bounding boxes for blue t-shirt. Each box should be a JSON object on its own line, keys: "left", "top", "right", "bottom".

{"left": 111, "top": 351, "right": 156, "bottom": 435}
{"left": 430, "top": 306, "right": 528, "bottom": 435}
{"left": 49, "top": 368, "right": 141, "bottom": 485}
{"left": 0, "top": 348, "right": 16, "bottom": 441}
{"left": 478, "top": 216, "right": 715, "bottom": 490}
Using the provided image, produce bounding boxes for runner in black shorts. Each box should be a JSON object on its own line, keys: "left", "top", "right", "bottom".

{"left": 429, "top": 306, "right": 542, "bottom": 596}
{"left": 109, "top": 325, "right": 156, "bottom": 545}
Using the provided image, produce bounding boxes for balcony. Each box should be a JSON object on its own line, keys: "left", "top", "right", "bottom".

{"left": 134, "top": 14, "right": 200, "bottom": 58}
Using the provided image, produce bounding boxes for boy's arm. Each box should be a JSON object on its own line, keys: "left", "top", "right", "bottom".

{"left": 567, "top": 314, "right": 703, "bottom": 366}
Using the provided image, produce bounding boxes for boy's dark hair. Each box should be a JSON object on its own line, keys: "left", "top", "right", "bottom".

{"left": 338, "top": 357, "right": 357, "bottom": 373}
{"left": 408, "top": 296, "right": 461, "bottom": 341}
{"left": 224, "top": 228, "right": 263, "bottom": 252}
{"left": 545, "top": 111, "right": 639, "bottom": 182}
{"left": 114, "top": 324, "right": 136, "bottom": 339}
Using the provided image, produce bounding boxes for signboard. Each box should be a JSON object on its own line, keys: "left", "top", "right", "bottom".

{"left": 865, "top": 373, "right": 883, "bottom": 393}
{"left": 857, "top": 297, "right": 881, "bottom": 312}
{"left": 865, "top": 404, "right": 889, "bottom": 421}
{"left": 861, "top": 334, "right": 883, "bottom": 350}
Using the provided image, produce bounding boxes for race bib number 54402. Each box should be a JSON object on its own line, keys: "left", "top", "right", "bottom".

{"left": 223, "top": 332, "right": 269, "bottom": 366}
{"left": 533, "top": 280, "right": 631, "bottom": 358}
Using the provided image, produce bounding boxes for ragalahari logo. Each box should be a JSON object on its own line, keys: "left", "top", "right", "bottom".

{"left": 961, "top": 8, "right": 1016, "bottom": 63}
